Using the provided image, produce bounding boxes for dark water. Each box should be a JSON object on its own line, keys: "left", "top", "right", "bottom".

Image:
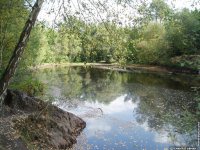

{"left": 31, "top": 66, "right": 200, "bottom": 150}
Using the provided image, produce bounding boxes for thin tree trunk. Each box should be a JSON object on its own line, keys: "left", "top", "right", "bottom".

{"left": 0, "top": 0, "right": 44, "bottom": 103}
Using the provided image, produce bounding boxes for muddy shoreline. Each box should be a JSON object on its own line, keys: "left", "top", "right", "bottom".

{"left": 30, "top": 63, "right": 199, "bottom": 75}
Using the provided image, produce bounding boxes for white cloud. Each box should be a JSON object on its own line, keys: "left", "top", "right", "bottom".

{"left": 154, "top": 130, "right": 186, "bottom": 146}
{"left": 86, "top": 118, "right": 111, "bottom": 137}
{"left": 84, "top": 94, "right": 139, "bottom": 115}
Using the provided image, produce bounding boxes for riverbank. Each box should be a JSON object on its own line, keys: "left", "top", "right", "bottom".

{"left": 30, "top": 63, "right": 200, "bottom": 75}
{"left": 0, "top": 89, "right": 86, "bottom": 149}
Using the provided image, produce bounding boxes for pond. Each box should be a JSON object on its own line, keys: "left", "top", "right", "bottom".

{"left": 24, "top": 66, "right": 200, "bottom": 149}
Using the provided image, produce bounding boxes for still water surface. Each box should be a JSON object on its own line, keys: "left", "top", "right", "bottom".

{"left": 32, "top": 66, "right": 199, "bottom": 150}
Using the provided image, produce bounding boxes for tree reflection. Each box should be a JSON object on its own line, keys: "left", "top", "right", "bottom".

{"left": 35, "top": 66, "right": 199, "bottom": 146}
{"left": 130, "top": 85, "right": 199, "bottom": 146}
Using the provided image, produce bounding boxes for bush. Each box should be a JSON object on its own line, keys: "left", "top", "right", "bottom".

{"left": 170, "top": 55, "right": 200, "bottom": 70}
{"left": 10, "top": 78, "right": 45, "bottom": 96}
{"left": 136, "top": 23, "right": 169, "bottom": 64}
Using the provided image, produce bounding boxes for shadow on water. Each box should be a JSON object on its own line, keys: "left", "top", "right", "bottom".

{"left": 14, "top": 66, "right": 200, "bottom": 149}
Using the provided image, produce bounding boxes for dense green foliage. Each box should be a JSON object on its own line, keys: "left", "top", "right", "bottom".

{"left": 0, "top": 0, "right": 200, "bottom": 71}
{"left": 0, "top": 0, "right": 29, "bottom": 69}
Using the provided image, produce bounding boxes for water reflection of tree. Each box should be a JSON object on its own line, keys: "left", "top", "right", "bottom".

{"left": 36, "top": 67, "right": 125, "bottom": 103}
{"left": 128, "top": 84, "right": 199, "bottom": 146}
{"left": 83, "top": 68, "right": 125, "bottom": 103}
{"left": 35, "top": 67, "right": 199, "bottom": 146}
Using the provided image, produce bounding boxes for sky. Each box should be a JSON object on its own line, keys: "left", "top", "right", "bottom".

{"left": 38, "top": 0, "right": 200, "bottom": 26}
{"left": 168, "top": 0, "right": 200, "bottom": 9}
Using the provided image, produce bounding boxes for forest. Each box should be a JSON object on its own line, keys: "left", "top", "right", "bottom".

{"left": 0, "top": 0, "right": 200, "bottom": 74}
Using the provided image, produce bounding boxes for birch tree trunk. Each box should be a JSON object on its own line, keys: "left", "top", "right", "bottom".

{"left": 0, "top": 0, "right": 44, "bottom": 103}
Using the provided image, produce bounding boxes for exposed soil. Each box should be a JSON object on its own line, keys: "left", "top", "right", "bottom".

{"left": 0, "top": 89, "right": 86, "bottom": 150}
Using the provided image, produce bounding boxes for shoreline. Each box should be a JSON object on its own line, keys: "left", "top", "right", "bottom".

{"left": 29, "top": 63, "right": 200, "bottom": 75}
{"left": 0, "top": 89, "right": 86, "bottom": 149}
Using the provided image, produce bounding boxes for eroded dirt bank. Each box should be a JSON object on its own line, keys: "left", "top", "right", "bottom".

{"left": 0, "top": 89, "right": 86, "bottom": 150}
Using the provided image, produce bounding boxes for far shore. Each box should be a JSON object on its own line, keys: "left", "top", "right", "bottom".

{"left": 29, "top": 63, "right": 200, "bottom": 75}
